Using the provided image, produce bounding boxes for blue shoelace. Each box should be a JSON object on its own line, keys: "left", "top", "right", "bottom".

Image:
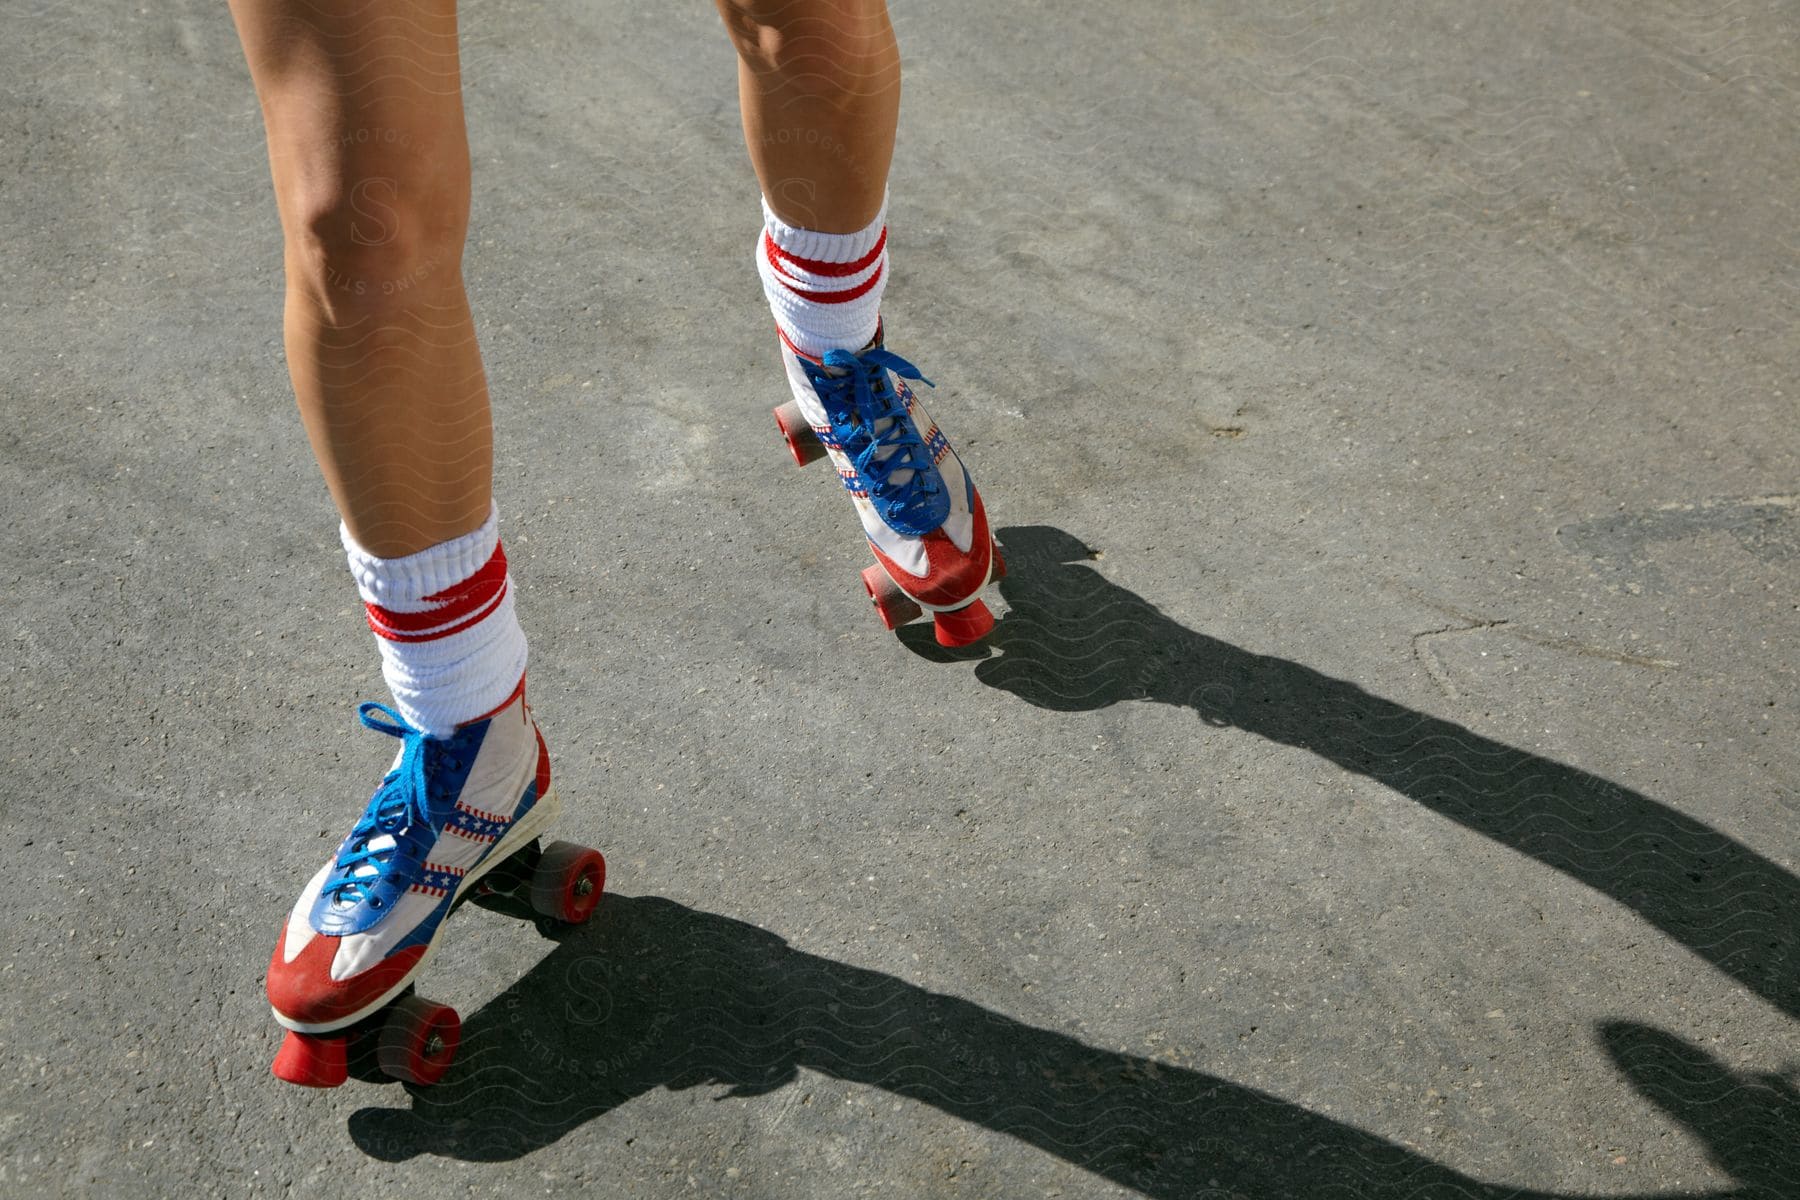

{"left": 323, "top": 703, "right": 462, "bottom": 909}
{"left": 815, "top": 346, "right": 941, "bottom": 519}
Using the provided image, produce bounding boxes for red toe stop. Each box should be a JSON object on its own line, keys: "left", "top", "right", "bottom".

{"left": 933, "top": 599, "right": 995, "bottom": 647}
{"left": 272, "top": 1029, "right": 348, "bottom": 1088}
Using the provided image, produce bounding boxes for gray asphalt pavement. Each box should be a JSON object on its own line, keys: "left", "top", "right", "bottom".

{"left": 3, "top": 1, "right": 1797, "bottom": 1196}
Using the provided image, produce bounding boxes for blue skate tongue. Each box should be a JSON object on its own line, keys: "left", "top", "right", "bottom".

{"left": 323, "top": 703, "right": 457, "bottom": 908}
{"left": 817, "top": 345, "right": 942, "bottom": 518}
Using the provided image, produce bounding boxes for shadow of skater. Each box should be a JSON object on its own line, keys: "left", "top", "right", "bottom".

{"left": 902, "top": 526, "right": 1793, "bottom": 1021}
{"left": 348, "top": 895, "right": 1794, "bottom": 1195}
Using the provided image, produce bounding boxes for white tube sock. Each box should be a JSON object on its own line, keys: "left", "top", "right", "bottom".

{"left": 340, "top": 501, "right": 528, "bottom": 736}
{"left": 756, "top": 192, "right": 888, "bottom": 357}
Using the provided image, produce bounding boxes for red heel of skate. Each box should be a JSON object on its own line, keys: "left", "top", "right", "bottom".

{"left": 773, "top": 400, "right": 825, "bottom": 467}
{"left": 272, "top": 1030, "right": 349, "bottom": 1088}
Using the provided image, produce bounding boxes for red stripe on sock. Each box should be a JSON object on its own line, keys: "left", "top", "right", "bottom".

{"left": 765, "top": 227, "right": 886, "bottom": 280}
{"left": 365, "top": 544, "right": 509, "bottom": 640}
{"left": 369, "top": 578, "right": 508, "bottom": 643}
{"left": 769, "top": 259, "right": 887, "bottom": 306}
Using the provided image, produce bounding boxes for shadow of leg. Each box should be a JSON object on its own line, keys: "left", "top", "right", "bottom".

{"left": 972, "top": 526, "right": 1797, "bottom": 1019}
{"left": 349, "top": 895, "right": 1781, "bottom": 1197}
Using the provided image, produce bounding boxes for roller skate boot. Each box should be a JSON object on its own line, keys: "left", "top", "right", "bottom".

{"left": 771, "top": 323, "right": 1005, "bottom": 646}
{"left": 265, "top": 679, "right": 604, "bottom": 1087}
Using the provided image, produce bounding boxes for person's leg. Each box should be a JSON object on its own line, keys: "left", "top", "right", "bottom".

{"left": 717, "top": 0, "right": 898, "bottom": 233}
{"left": 229, "top": 0, "right": 489, "bottom": 557}
{"left": 717, "top": 0, "right": 1002, "bottom": 647}
{"left": 230, "top": 0, "right": 594, "bottom": 1090}
{"left": 230, "top": 0, "right": 525, "bottom": 733}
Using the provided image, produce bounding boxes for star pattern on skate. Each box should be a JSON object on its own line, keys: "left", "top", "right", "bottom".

{"left": 447, "top": 800, "right": 513, "bottom": 844}
{"left": 410, "top": 863, "right": 467, "bottom": 899}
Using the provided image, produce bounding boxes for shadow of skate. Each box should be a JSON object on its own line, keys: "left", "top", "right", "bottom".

{"left": 924, "top": 525, "right": 1793, "bottom": 1022}
{"left": 1599, "top": 1021, "right": 1799, "bottom": 1195}
{"left": 347, "top": 894, "right": 1795, "bottom": 1196}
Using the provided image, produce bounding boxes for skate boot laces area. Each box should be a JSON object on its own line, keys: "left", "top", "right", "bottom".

{"left": 323, "top": 703, "right": 460, "bottom": 913}
{"left": 810, "top": 345, "right": 949, "bottom": 535}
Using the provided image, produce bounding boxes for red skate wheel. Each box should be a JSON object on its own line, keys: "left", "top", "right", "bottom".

{"left": 773, "top": 400, "right": 825, "bottom": 467}
{"left": 989, "top": 541, "right": 1007, "bottom": 582}
{"left": 530, "top": 841, "right": 607, "bottom": 924}
{"left": 377, "top": 995, "right": 461, "bottom": 1086}
{"left": 273, "top": 1029, "right": 349, "bottom": 1088}
{"left": 933, "top": 598, "right": 995, "bottom": 647}
{"left": 861, "top": 564, "right": 923, "bottom": 630}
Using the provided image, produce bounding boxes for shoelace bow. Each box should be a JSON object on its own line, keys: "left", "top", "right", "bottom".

{"left": 325, "top": 702, "right": 462, "bottom": 908}
{"left": 816, "top": 346, "right": 941, "bottom": 513}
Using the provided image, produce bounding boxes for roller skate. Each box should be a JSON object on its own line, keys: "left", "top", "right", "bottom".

{"left": 771, "top": 323, "right": 1004, "bottom": 646}
{"left": 265, "top": 679, "right": 604, "bottom": 1088}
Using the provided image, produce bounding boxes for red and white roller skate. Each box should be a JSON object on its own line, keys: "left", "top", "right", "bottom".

{"left": 265, "top": 679, "right": 604, "bottom": 1088}
{"left": 771, "top": 324, "right": 1004, "bottom": 646}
